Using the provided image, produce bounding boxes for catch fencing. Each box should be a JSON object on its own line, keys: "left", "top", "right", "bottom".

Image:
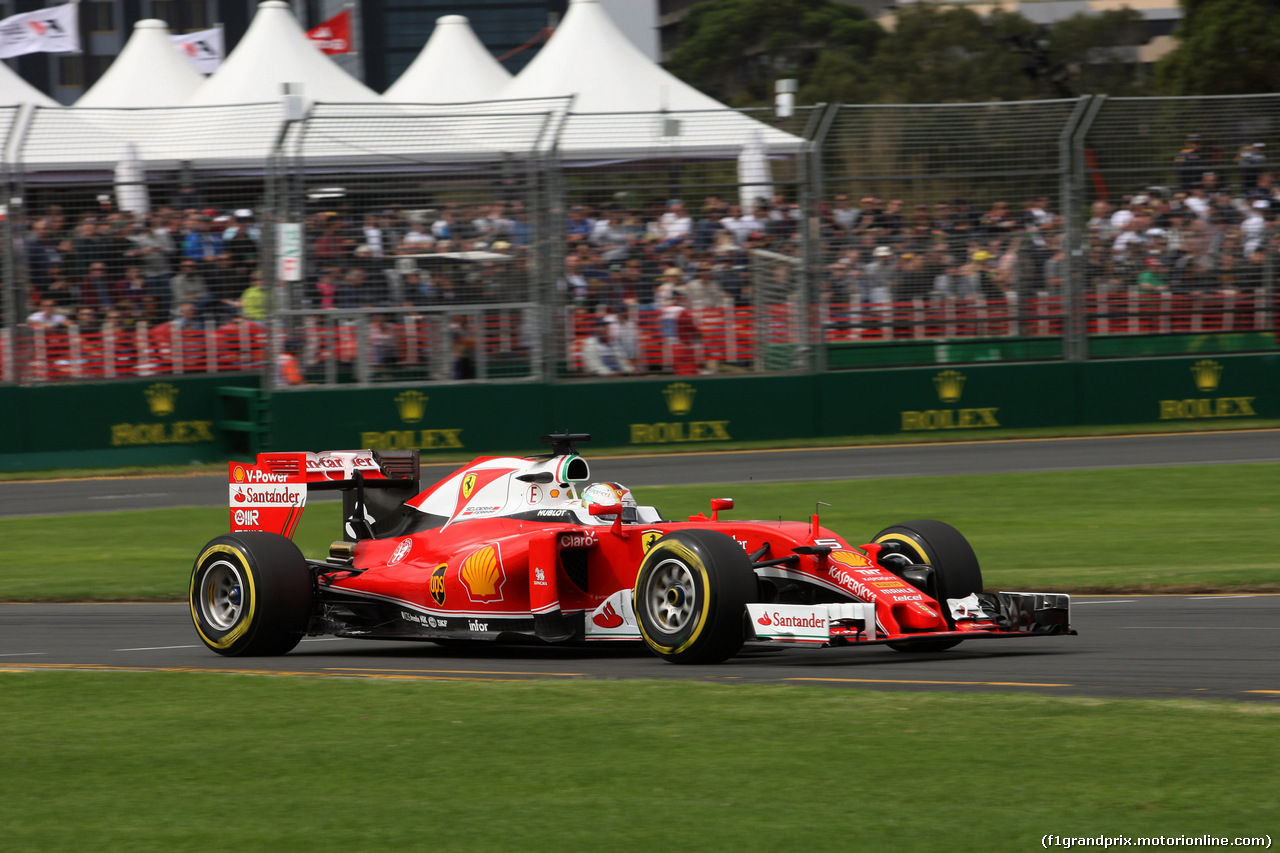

{"left": 0, "top": 94, "right": 1276, "bottom": 388}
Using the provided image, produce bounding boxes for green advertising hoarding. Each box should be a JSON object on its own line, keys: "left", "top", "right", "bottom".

{"left": 0, "top": 377, "right": 251, "bottom": 471}
{"left": 262, "top": 355, "right": 1278, "bottom": 455}
{"left": 0, "top": 354, "right": 1273, "bottom": 472}
{"left": 270, "top": 383, "right": 549, "bottom": 455}
{"left": 268, "top": 375, "right": 821, "bottom": 455}
{"left": 550, "top": 375, "right": 819, "bottom": 448}
{"left": 819, "top": 362, "right": 1079, "bottom": 437}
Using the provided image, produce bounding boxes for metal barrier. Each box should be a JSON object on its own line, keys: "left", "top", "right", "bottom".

{"left": 1, "top": 95, "right": 1276, "bottom": 389}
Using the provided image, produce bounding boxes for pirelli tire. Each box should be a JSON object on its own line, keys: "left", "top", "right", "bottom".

{"left": 874, "top": 519, "right": 983, "bottom": 653}
{"left": 190, "top": 532, "right": 313, "bottom": 656}
{"left": 634, "top": 529, "right": 756, "bottom": 665}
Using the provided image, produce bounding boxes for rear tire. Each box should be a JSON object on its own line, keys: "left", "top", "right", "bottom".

{"left": 874, "top": 519, "right": 982, "bottom": 653}
{"left": 634, "top": 530, "right": 755, "bottom": 664}
{"left": 190, "top": 532, "right": 313, "bottom": 656}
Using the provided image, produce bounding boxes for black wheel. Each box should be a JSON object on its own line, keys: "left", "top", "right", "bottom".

{"left": 874, "top": 519, "right": 982, "bottom": 653}
{"left": 634, "top": 530, "right": 756, "bottom": 664}
{"left": 190, "top": 532, "right": 313, "bottom": 656}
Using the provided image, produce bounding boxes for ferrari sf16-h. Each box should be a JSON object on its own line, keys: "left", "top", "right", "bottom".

{"left": 191, "top": 434, "right": 1074, "bottom": 664}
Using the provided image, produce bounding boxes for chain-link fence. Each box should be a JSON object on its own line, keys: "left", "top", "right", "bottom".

{"left": 551, "top": 107, "right": 816, "bottom": 379}
{"left": 1074, "top": 95, "right": 1278, "bottom": 359}
{"left": 813, "top": 95, "right": 1279, "bottom": 367}
{"left": 1, "top": 95, "right": 1276, "bottom": 387}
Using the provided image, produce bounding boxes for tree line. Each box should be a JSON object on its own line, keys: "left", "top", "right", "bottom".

{"left": 663, "top": 0, "right": 1280, "bottom": 107}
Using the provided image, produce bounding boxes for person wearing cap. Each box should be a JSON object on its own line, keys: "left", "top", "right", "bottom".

{"left": 1136, "top": 254, "right": 1169, "bottom": 294}
{"left": 654, "top": 266, "right": 685, "bottom": 311}
{"left": 863, "top": 245, "right": 897, "bottom": 330}
{"left": 1241, "top": 199, "right": 1269, "bottom": 255}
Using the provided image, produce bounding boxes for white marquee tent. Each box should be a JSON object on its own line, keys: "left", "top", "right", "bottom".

{"left": 0, "top": 60, "right": 57, "bottom": 107}
{"left": 17, "top": 0, "right": 382, "bottom": 172}
{"left": 498, "top": 0, "right": 804, "bottom": 159}
{"left": 7, "top": 0, "right": 801, "bottom": 177}
{"left": 383, "top": 15, "right": 512, "bottom": 104}
{"left": 187, "top": 0, "right": 379, "bottom": 106}
{"left": 76, "top": 19, "right": 204, "bottom": 108}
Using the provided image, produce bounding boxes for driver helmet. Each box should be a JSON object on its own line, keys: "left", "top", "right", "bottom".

{"left": 580, "top": 481, "right": 635, "bottom": 510}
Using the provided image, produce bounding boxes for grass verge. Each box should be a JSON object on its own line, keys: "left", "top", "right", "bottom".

{"left": 0, "top": 673, "right": 1275, "bottom": 852}
{"left": 1, "top": 463, "right": 1276, "bottom": 600}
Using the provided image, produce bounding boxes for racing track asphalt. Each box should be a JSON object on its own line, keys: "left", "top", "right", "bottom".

{"left": 1, "top": 597, "right": 1277, "bottom": 702}
{"left": 2, "top": 429, "right": 1277, "bottom": 701}
{"left": 1, "top": 429, "right": 1278, "bottom": 518}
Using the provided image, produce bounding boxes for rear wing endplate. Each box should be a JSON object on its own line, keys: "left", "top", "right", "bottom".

{"left": 229, "top": 450, "right": 420, "bottom": 537}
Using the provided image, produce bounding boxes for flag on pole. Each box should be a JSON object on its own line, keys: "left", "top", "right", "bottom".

{"left": 0, "top": 2, "right": 79, "bottom": 59}
{"left": 307, "top": 9, "right": 351, "bottom": 55}
{"left": 171, "top": 26, "right": 224, "bottom": 74}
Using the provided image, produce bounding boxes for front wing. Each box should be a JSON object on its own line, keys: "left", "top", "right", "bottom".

{"left": 747, "top": 592, "right": 1073, "bottom": 646}
{"left": 584, "top": 590, "right": 1074, "bottom": 647}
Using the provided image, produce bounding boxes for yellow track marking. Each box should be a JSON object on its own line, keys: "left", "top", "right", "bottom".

{"left": 786, "top": 677, "right": 1073, "bottom": 687}
{"left": 323, "top": 667, "right": 584, "bottom": 677}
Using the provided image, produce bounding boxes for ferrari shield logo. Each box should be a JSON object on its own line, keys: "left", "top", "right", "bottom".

{"left": 462, "top": 473, "right": 477, "bottom": 499}
{"left": 640, "top": 530, "right": 664, "bottom": 554}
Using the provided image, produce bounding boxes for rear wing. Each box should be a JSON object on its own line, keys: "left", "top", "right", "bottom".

{"left": 229, "top": 450, "right": 421, "bottom": 538}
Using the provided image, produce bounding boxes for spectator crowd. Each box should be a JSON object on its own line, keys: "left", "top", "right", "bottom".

{"left": 7, "top": 132, "right": 1278, "bottom": 384}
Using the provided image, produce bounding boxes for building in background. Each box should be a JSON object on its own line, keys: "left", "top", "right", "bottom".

{"left": 3, "top": 0, "right": 658, "bottom": 104}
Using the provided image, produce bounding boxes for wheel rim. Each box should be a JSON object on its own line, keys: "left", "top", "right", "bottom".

{"left": 199, "top": 559, "right": 246, "bottom": 631}
{"left": 644, "top": 558, "right": 697, "bottom": 635}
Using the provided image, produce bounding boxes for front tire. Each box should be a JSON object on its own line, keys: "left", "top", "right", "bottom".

{"left": 634, "top": 530, "right": 755, "bottom": 664}
{"left": 190, "top": 532, "right": 313, "bottom": 656}
{"left": 874, "top": 519, "right": 982, "bottom": 653}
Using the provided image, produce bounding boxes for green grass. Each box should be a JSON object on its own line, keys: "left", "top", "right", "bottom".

{"left": 1, "top": 463, "right": 1277, "bottom": 600}
{"left": 0, "top": 673, "right": 1275, "bottom": 852}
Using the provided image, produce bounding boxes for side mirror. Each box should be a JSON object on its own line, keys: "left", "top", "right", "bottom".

{"left": 587, "top": 502, "right": 626, "bottom": 539}
{"left": 710, "top": 498, "right": 733, "bottom": 521}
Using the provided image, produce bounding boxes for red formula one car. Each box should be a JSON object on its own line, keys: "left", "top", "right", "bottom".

{"left": 190, "top": 434, "right": 1074, "bottom": 663}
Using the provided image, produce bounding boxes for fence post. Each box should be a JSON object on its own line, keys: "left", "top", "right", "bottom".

{"left": 805, "top": 103, "right": 837, "bottom": 373}
{"left": 1067, "top": 94, "right": 1106, "bottom": 362}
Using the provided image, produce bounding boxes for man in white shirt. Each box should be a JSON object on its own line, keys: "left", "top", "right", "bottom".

{"left": 659, "top": 200, "right": 692, "bottom": 247}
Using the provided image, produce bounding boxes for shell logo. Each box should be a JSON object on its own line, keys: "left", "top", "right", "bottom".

{"left": 460, "top": 545, "right": 505, "bottom": 603}
{"left": 232, "top": 466, "right": 246, "bottom": 483}
{"left": 829, "top": 550, "right": 872, "bottom": 569}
